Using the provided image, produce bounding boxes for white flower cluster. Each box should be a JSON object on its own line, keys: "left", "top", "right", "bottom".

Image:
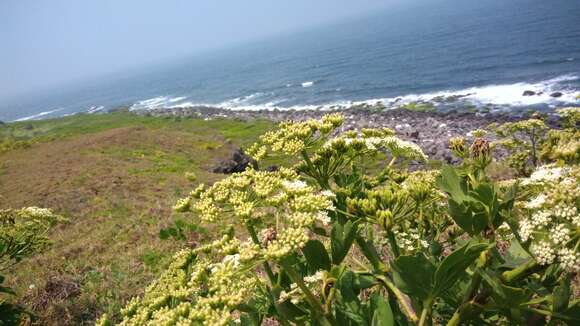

{"left": 278, "top": 270, "right": 324, "bottom": 305}
{"left": 246, "top": 113, "right": 344, "bottom": 160}
{"left": 323, "top": 133, "right": 427, "bottom": 162}
{"left": 520, "top": 164, "right": 569, "bottom": 186}
{"left": 393, "top": 229, "right": 429, "bottom": 253}
{"left": 518, "top": 165, "right": 580, "bottom": 272}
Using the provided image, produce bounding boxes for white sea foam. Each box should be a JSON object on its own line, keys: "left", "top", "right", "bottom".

{"left": 14, "top": 108, "right": 64, "bottom": 121}
{"left": 128, "top": 74, "right": 579, "bottom": 113}
{"left": 357, "top": 74, "right": 580, "bottom": 110}
{"left": 87, "top": 106, "right": 105, "bottom": 114}
{"left": 129, "top": 96, "right": 190, "bottom": 111}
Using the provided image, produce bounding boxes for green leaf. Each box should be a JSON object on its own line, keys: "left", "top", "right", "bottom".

{"left": 436, "top": 165, "right": 468, "bottom": 202}
{"left": 561, "top": 302, "right": 580, "bottom": 321}
{"left": 479, "top": 270, "right": 531, "bottom": 308}
{"left": 356, "top": 236, "right": 383, "bottom": 271}
{"left": 331, "top": 221, "right": 357, "bottom": 265}
{"left": 392, "top": 253, "right": 435, "bottom": 301}
{"left": 370, "top": 292, "right": 394, "bottom": 326}
{"left": 0, "top": 285, "right": 15, "bottom": 295}
{"left": 335, "top": 270, "right": 366, "bottom": 325}
{"left": 552, "top": 276, "right": 571, "bottom": 313}
{"left": 302, "top": 240, "right": 331, "bottom": 272}
{"left": 502, "top": 241, "right": 531, "bottom": 269}
{"left": 271, "top": 285, "right": 307, "bottom": 321}
{"left": 432, "top": 241, "right": 490, "bottom": 297}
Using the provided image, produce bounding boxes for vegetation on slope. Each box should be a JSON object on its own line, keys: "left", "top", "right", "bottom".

{"left": 100, "top": 109, "right": 580, "bottom": 325}
{"left": 0, "top": 112, "right": 273, "bottom": 324}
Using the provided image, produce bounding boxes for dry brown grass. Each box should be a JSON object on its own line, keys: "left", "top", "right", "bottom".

{"left": 0, "top": 116, "right": 272, "bottom": 325}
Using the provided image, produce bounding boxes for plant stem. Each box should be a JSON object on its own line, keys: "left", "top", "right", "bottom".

{"left": 280, "top": 260, "right": 336, "bottom": 325}
{"left": 418, "top": 299, "right": 433, "bottom": 326}
{"left": 386, "top": 230, "right": 400, "bottom": 258}
{"left": 375, "top": 275, "right": 419, "bottom": 323}
{"left": 501, "top": 259, "right": 538, "bottom": 283}
{"left": 246, "top": 224, "right": 276, "bottom": 285}
{"left": 446, "top": 301, "right": 482, "bottom": 326}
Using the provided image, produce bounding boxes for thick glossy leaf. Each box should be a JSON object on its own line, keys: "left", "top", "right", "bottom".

{"left": 502, "top": 241, "right": 531, "bottom": 269}
{"left": 336, "top": 270, "right": 366, "bottom": 325}
{"left": 436, "top": 165, "right": 468, "bottom": 202}
{"left": 302, "top": 240, "right": 331, "bottom": 272}
{"left": 392, "top": 253, "right": 435, "bottom": 301}
{"left": 370, "top": 293, "right": 394, "bottom": 326}
{"left": 432, "top": 241, "right": 490, "bottom": 296}
{"left": 448, "top": 199, "right": 488, "bottom": 236}
{"left": 479, "top": 270, "right": 531, "bottom": 307}
{"left": 331, "top": 221, "right": 357, "bottom": 265}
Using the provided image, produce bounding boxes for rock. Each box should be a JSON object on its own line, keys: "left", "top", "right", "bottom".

{"left": 212, "top": 148, "right": 258, "bottom": 174}
{"left": 265, "top": 165, "right": 279, "bottom": 172}
{"left": 522, "top": 90, "right": 536, "bottom": 96}
{"left": 550, "top": 92, "right": 563, "bottom": 98}
{"left": 409, "top": 130, "right": 419, "bottom": 138}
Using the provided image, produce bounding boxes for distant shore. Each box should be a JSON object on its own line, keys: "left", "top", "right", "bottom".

{"left": 132, "top": 105, "right": 563, "bottom": 163}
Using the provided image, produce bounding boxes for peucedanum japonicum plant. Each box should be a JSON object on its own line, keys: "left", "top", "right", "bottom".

{"left": 102, "top": 113, "right": 579, "bottom": 326}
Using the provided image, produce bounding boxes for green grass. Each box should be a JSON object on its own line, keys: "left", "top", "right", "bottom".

{"left": 0, "top": 112, "right": 272, "bottom": 147}
{"left": 0, "top": 112, "right": 275, "bottom": 325}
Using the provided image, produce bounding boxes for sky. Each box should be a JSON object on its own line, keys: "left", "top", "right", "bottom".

{"left": 0, "top": 0, "right": 400, "bottom": 100}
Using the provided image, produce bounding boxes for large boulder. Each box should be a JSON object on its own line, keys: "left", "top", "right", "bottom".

{"left": 522, "top": 90, "right": 536, "bottom": 96}
{"left": 212, "top": 148, "right": 258, "bottom": 174}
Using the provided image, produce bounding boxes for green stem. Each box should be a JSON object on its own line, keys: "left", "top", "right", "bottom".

{"left": 246, "top": 224, "right": 276, "bottom": 285}
{"left": 280, "top": 260, "right": 336, "bottom": 325}
{"left": 501, "top": 259, "right": 538, "bottom": 283}
{"left": 376, "top": 275, "right": 418, "bottom": 323}
{"left": 524, "top": 307, "right": 575, "bottom": 321}
{"left": 446, "top": 301, "right": 482, "bottom": 326}
{"left": 418, "top": 299, "right": 433, "bottom": 326}
{"left": 386, "top": 230, "right": 400, "bottom": 258}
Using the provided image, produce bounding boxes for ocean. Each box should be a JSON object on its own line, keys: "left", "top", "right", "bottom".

{"left": 2, "top": 0, "right": 580, "bottom": 122}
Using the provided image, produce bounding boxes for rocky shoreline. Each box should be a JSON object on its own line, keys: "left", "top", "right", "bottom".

{"left": 133, "top": 105, "right": 561, "bottom": 163}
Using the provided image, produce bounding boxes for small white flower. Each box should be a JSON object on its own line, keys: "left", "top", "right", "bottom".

{"left": 315, "top": 211, "right": 331, "bottom": 226}
{"left": 321, "top": 190, "right": 336, "bottom": 198}
{"left": 525, "top": 194, "right": 546, "bottom": 209}
{"left": 549, "top": 224, "right": 570, "bottom": 245}
{"left": 282, "top": 180, "right": 308, "bottom": 192}
{"left": 531, "top": 241, "right": 556, "bottom": 265}
{"left": 558, "top": 248, "right": 580, "bottom": 272}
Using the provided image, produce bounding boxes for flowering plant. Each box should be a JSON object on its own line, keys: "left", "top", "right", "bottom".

{"left": 104, "top": 113, "right": 579, "bottom": 326}
{"left": 0, "top": 207, "right": 63, "bottom": 324}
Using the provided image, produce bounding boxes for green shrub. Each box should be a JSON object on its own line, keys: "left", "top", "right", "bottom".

{"left": 94, "top": 113, "right": 578, "bottom": 325}
{"left": 0, "top": 207, "right": 63, "bottom": 324}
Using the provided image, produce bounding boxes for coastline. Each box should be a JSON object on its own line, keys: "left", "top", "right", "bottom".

{"left": 132, "top": 105, "right": 560, "bottom": 163}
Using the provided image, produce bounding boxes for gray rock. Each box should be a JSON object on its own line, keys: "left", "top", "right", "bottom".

{"left": 522, "top": 90, "right": 536, "bottom": 96}
{"left": 212, "top": 148, "right": 258, "bottom": 174}
{"left": 550, "top": 92, "right": 563, "bottom": 98}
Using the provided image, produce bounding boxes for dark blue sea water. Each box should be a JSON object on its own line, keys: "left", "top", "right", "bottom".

{"left": 2, "top": 0, "right": 580, "bottom": 122}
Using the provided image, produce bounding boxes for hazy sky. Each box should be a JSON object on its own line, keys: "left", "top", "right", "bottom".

{"left": 0, "top": 0, "right": 399, "bottom": 99}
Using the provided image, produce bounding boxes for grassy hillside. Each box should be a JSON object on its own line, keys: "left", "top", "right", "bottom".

{"left": 0, "top": 112, "right": 274, "bottom": 325}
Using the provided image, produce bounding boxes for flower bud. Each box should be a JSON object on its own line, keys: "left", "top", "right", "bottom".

{"left": 449, "top": 136, "right": 466, "bottom": 155}
{"left": 470, "top": 138, "right": 490, "bottom": 158}
{"left": 376, "top": 209, "right": 393, "bottom": 229}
